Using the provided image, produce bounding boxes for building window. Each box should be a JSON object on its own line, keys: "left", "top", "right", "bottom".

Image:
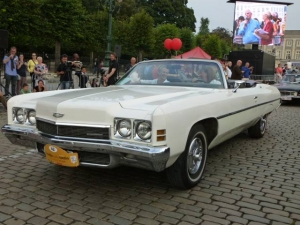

{"left": 295, "top": 51, "right": 300, "bottom": 60}
{"left": 276, "top": 51, "right": 281, "bottom": 59}
{"left": 285, "top": 50, "right": 291, "bottom": 60}
{"left": 296, "top": 40, "right": 300, "bottom": 47}
{"left": 286, "top": 40, "right": 293, "bottom": 46}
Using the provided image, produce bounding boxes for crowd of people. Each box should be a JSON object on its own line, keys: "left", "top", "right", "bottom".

{"left": 234, "top": 9, "right": 286, "bottom": 46}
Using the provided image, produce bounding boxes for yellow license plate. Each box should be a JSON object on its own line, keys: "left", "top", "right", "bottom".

{"left": 44, "top": 144, "right": 79, "bottom": 167}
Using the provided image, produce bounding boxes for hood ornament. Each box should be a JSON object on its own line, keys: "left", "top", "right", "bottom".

{"left": 53, "top": 113, "right": 64, "bottom": 118}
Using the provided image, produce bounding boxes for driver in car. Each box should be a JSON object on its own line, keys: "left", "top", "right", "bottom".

{"left": 132, "top": 66, "right": 170, "bottom": 84}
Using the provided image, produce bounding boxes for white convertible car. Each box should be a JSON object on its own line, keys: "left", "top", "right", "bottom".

{"left": 2, "top": 59, "right": 281, "bottom": 189}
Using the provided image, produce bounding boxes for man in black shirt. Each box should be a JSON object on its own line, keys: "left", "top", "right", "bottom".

{"left": 104, "top": 52, "right": 118, "bottom": 86}
{"left": 57, "top": 54, "right": 73, "bottom": 89}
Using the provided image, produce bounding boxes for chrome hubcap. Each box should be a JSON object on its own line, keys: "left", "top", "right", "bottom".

{"left": 260, "top": 117, "right": 267, "bottom": 132}
{"left": 187, "top": 137, "right": 203, "bottom": 175}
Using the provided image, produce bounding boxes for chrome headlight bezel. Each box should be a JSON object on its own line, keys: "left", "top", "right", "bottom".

{"left": 15, "top": 108, "right": 25, "bottom": 123}
{"left": 134, "top": 120, "right": 152, "bottom": 142}
{"left": 27, "top": 110, "right": 36, "bottom": 125}
{"left": 12, "top": 107, "right": 36, "bottom": 126}
{"left": 114, "top": 118, "right": 132, "bottom": 139}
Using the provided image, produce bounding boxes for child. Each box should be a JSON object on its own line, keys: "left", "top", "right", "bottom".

{"left": 20, "top": 83, "right": 31, "bottom": 94}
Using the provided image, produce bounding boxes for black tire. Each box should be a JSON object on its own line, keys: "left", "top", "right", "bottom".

{"left": 248, "top": 115, "right": 267, "bottom": 138}
{"left": 166, "top": 124, "right": 208, "bottom": 189}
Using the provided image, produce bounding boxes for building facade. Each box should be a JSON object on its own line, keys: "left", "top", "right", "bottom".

{"left": 261, "top": 30, "right": 300, "bottom": 67}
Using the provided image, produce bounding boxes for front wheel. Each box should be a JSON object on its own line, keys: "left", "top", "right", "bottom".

{"left": 166, "top": 124, "right": 208, "bottom": 189}
{"left": 248, "top": 115, "right": 267, "bottom": 138}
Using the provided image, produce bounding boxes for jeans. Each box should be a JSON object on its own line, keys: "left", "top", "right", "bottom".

{"left": 60, "top": 81, "right": 73, "bottom": 90}
{"left": 5, "top": 74, "right": 17, "bottom": 96}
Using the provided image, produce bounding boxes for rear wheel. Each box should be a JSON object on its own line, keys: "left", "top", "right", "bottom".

{"left": 166, "top": 124, "right": 208, "bottom": 189}
{"left": 248, "top": 115, "right": 267, "bottom": 138}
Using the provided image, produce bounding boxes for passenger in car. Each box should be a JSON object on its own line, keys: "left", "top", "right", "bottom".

{"left": 200, "top": 67, "right": 221, "bottom": 85}
{"left": 139, "top": 67, "right": 170, "bottom": 84}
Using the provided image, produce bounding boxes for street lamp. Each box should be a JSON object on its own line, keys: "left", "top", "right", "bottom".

{"left": 104, "top": 0, "right": 122, "bottom": 67}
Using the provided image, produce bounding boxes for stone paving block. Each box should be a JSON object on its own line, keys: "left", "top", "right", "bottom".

{"left": 201, "top": 215, "right": 230, "bottom": 225}
{"left": 155, "top": 215, "right": 179, "bottom": 224}
{"left": 226, "top": 215, "right": 248, "bottom": 224}
{"left": 260, "top": 202, "right": 283, "bottom": 210}
{"left": 48, "top": 214, "right": 74, "bottom": 225}
{"left": 212, "top": 201, "right": 240, "bottom": 211}
{"left": 3, "top": 218, "right": 26, "bottom": 225}
{"left": 262, "top": 207, "right": 289, "bottom": 217}
{"left": 236, "top": 201, "right": 262, "bottom": 211}
{"left": 1, "top": 198, "right": 20, "bottom": 207}
{"left": 27, "top": 216, "right": 50, "bottom": 225}
{"left": 181, "top": 215, "right": 202, "bottom": 224}
{"left": 291, "top": 213, "right": 300, "bottom": 220}
{"left": 240, "top": 208, "right": 265, "bottom": 218}
{"left": 135, "top": 217, "right": 160, "bottom": 225}
{"left": 0, "top": 212, "right": 11, "bottom": 222}
{"left": 15, "top": 203, "right": 36, "bottom": 212}
{"left": 64, "top": 210, "right": 90, "bottom": 222}
{"left": 219, "top": 208, "right": 242, "bottom": 217}
{"left": 202, "top": 209, "right": 227, "bottom": 218}
{"left": 211, "top": 195, "right": 235, "bottom": 204}
{"left": 176, "top": 209, "right": 202, "bottom": 218}
{"left": 253, "top": 195, "right": 278, "bottom": 204}
{"left": 243, "top": 214, "right": 270, "bottom": 224}
{"left": 222, "top": 193, "right": 242, "bottom": 201}
{"left": 266, "top": 214, "right": 293, "bottom": 224}
{"left": 46, "top": 205, "right": 68, "bottom": 215}
{"left": 0, "top": 206, "right": 18, "bottom": 215}
{"left": 197, "top": 202, "right": 219, "bottom": 211}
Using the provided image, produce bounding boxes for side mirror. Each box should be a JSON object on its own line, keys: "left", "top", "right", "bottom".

{"left": 232, "top": 80, "right": 245, "bottom": 93}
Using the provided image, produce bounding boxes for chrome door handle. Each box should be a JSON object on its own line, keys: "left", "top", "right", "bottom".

{"left": 254, "top": 96, "right": 258, "bottom": 99}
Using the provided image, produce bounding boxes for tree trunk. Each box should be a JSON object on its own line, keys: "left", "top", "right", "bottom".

{"left": 55, "top": 41, "right": 61, "bottom": 70}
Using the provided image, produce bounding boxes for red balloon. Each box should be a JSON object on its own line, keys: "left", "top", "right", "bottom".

{"left": 164, "top": 38, "right": 172, "bottom": 50}
{"left": 172, "top": 38, "right": 182, "bottom": 51}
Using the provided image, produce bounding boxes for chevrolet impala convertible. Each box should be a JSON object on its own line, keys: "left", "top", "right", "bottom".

{"left": 2, "top": 59, "right": 281, "bottom": 189}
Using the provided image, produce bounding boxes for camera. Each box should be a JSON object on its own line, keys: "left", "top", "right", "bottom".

{"left": 99, "top": 68, "right": 106, "bottom": 76}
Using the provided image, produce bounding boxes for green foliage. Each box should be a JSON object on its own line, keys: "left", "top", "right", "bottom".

{"left": 128, "top": 10, "right": 155, "bottom": 57}
{"left": 199, "top": 17, "right": 210, "bottom": 35}
{"left": 180, "top": 28, "right": 194, "bottom": 53}
{"left": 152, "top": 24, "right": 181, "bottom": 59}
{"left": 202, "top": 34, "right": 222, "bottom": 59}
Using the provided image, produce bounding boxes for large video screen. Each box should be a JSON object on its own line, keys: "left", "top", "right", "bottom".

{"left": 233, "top": 1, "right": 287, "bottom": 46}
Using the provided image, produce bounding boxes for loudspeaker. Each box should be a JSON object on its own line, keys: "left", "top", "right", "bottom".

{"left": 0, "top": 30, "right": 8, "bottom": 49}
{"left": 114, "top": 45, "right": 122, "bottom": 58}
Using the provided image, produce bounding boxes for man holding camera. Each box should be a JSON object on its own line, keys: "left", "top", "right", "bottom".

{"left": 2, "top": 46, "right": 19, "bottom": 96}
{"left": 56, "top": 54, "right": 74, "bottom": 90}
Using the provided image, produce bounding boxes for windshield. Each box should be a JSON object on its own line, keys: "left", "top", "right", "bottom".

{"left": 116, "top": 60, "right": 225, "bottom": 89}
{"left": 282, "top": 74, "right": 300, "bottom": 83}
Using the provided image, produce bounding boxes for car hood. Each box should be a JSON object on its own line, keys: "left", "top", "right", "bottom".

{"left": 274, "top": 83, "right": 300, "bottom": 91}
{"left": 34, "top": 85, "right": 212, "bottom": 123}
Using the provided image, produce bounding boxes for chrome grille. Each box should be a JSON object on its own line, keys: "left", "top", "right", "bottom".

{"left": 36, "top": 120, "right": 109, "bottom": 139}
{"left": 280, "top": 91, "right": 296, "bottom": 96}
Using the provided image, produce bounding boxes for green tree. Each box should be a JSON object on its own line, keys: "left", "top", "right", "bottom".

{"left": 128, "top": 10, "right": 155, "bottom": 61}
{"left": 203, "top": 35, "right": 222, "bottom": 59}
{"left": 152, "top": 24, "right": 180, "bottom": 59}
{"left": 199, "top": 17, "right": 210, "bottom": 35}
{"left": 180, "top": 28, "right": 194, "bottom": 53}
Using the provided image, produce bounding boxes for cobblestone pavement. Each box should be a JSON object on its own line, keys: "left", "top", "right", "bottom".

{"left": 0, "top": 102, "right": 300, "bottom": 225}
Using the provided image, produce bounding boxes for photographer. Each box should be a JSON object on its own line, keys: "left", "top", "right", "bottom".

{"left": 57, "top": 54, "right": 74, "bottom": 90}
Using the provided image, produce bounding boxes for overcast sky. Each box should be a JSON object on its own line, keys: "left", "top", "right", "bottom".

{"left": 187, "top": 0, "right": 299, "bottom": 32}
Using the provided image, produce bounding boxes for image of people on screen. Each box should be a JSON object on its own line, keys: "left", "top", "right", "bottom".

{"left": 254, "top": 12, "right": 273, "bottom": 45}
{"left": 233, "top": 2, "right": 287, "bottom": 46}
{"left": 236, "top": 10, "right": 261, "bottom": 45}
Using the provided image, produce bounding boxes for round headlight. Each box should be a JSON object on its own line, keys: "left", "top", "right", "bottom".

{"left": 15, "top": 108, "right": 24, "bottom": 123}
{"left": 117, "top": 120, "right": 131, "bottom": 137}
{"left": 137, "top": 122, "right": 152, "bottom": 140}
{"left": 28, "top": 110, "right": 36, "bottom": 125}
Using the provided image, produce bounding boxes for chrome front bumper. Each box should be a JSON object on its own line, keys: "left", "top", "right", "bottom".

{"left": 1, "top": 125, "right": 170, "bottom": 172}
